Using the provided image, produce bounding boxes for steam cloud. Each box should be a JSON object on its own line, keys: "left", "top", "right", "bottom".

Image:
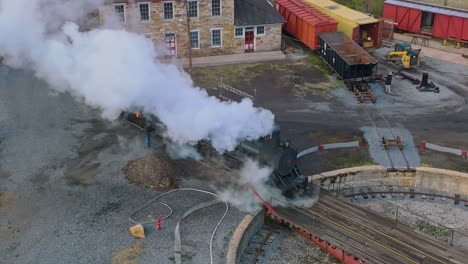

{"left": 220, "top": 159, "right": 319, "bottom": 213}
{"left": 220, "top": 160, "right": 282, "bottom": 213}
{"left": 0, "top": 0, "right": 275, "bottom": 152}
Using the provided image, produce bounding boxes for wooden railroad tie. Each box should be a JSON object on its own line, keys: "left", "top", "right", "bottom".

{"left": 381, "top": 136, "right": 404, "bottom": 150}
{"left": 348, "top": 82, "right": 376, "bottom": 104}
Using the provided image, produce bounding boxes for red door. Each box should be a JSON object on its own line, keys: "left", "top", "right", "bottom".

{"left": 165, "top": 33, "right": 176, "bottom": 58}
{"left": 245, "top": 31, "right": 254, "bottom": 52}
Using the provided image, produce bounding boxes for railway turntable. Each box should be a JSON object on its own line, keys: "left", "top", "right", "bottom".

{"left": 268, "top": 190, "right": 468, "bottom": 264}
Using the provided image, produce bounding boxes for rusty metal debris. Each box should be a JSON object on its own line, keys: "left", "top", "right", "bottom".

{"left": 346, "top": 80, "right": 376, "bottom": 104}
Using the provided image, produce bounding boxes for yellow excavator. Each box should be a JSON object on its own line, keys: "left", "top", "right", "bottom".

{"left": 386, "top": 41, "right": 421, "bottom": 68}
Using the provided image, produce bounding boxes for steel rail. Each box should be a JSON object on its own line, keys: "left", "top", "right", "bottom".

{"left": 294, "top": 205, "right": 447, "bottom": 264}
{"left": 365, "top": 108, "right": 396, "bottom": 169}
{"left": 253, "top": 224, "right": 280, "bottom": 264}
{"left": 314, "top": 199, "right": 448, "bottom": 264}
{"left": 376, "top": 111, "right": 412, "bottom": 170}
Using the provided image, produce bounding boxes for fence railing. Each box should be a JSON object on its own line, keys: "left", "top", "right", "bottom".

{"left": 217, "top": 79, "right": 255, "bottom": 106}
{"left": 420, "top": 141, "right": 467, "bottom": 158}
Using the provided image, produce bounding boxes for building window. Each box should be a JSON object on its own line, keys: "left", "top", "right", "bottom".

{"left": 165, "top": 33, "right": 176, "bottom": 57}
{"left": 114, "top": 5, "right": 125, "bottom": 22}
{"left": 190, "top": 30, "right": 199, "bottom": 49}
{"left": 163, "top": 2, "right": 174, "bottom": 20}
{"left": 139, "top": 3, "right": 150, "bottom": 21}
{"left": 187, "top": 1, "right": 198, "bottom": 18}
{"left": 234, "top": 27, "right": 243, "bottom": 38}
{"left": 256, "top": 26, "right": 265, "bottom": 35}
{"left": 211, "top": 0, "right": 221, "bottom": 16}
{"left": 211, "top": 29, "right": 222, "bottom": 47}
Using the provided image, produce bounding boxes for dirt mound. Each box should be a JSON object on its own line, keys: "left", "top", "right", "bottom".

{"left": 123, "top": 154, "right": 183, "bottom": 191}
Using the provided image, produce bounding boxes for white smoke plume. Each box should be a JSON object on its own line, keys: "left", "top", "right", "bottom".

{"left": 219, "top": 160, "right": 281, "bottom": 213}
{"left": 0, "top": 0, "right": 275, "bottom": 152}
{"left": 219, "top": 159, "right": 319, "bottom": 213}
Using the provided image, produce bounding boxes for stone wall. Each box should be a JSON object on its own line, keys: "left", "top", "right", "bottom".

{"left": 309, "top": 166, "right": 468, "bottom": 197}
{"left": 233, "top": 24, "right": 283, "bottom": 53}
{"left": 255, "top": 24, "right": 283, "bottom": 52}
{"left": 100, "top": 0, "right": 237, "bottom": 58}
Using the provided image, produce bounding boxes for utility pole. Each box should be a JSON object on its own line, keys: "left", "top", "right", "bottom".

{"left": 185, "top": 1, "right": 193, "bottom": 73}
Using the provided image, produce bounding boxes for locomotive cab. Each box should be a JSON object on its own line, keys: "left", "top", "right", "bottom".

{"left": 271, "top": 142, "right": 308, "bottom": 198}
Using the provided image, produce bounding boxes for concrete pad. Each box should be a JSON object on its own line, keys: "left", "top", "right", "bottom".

{"left": 174, "top": 51, "right": 286, "bottom": 67}
{"left": 393, "top": 33, "right": 468, "bottom": 67}
{"left": 361, "top": 126, "right": 420, "bottom": 169}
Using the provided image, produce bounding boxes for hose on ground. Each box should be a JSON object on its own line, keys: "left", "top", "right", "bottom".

{"left": 128, "top": 188, "right": 229, "bottom": 264}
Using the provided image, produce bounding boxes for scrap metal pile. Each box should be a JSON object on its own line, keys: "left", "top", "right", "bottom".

{"left": 345, "top": 80, "right": 377, "bottom": 104}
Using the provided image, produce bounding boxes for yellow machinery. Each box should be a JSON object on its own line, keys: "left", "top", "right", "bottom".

{"left": 386, "top": 41, "right": 421, "bottom": 68}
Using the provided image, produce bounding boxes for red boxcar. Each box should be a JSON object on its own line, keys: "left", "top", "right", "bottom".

{"left": 384, "top": 0, "right": 468, "bottom": 41}
{"left": 275, "top": 0, "right": 337, "bottom": 50}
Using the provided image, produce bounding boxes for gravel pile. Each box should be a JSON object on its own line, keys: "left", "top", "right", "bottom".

{"left": 123, "top": 154, "right": 184, "bottom": 191}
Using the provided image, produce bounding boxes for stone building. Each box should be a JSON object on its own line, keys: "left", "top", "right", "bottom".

{"left": 99, "top": 0, "right": 285, "bottom": 58}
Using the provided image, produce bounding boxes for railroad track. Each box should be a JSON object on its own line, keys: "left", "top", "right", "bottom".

{"left": 365, "top": 108, "right": 412, "bottom": 171}
{"left": 240, "top": 221, "right": 282, "bottom": 264}
{"left": 271, "top": 190, "right": 468, "bottom": 264}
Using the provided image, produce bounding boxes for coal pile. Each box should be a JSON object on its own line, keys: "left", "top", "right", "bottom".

{"left": 123, "top": 154, "right": 184, "bottom": 191}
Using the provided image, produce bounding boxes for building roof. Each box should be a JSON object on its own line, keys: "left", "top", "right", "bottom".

{"left": 275, "top": 0, "right": 336, "bottom": 26}
{"left": 235, "top": 0, "right": 286, "bottom": 26}
{"left": 302, "top": 0, "right": 380, "bottom": 25}
{"left": 385, "top": 0, "right": 468, "bottom": 19}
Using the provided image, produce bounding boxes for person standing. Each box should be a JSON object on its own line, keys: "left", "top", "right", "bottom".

{"left": 384, "top": 72, "right": 393, "bottom": 94}
{"left": 145, "top": 125, "right": 155, "bottom": 148}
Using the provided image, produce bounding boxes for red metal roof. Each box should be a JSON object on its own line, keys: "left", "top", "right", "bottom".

{"left": 275, "top": 0, "right": 336, "bottom": 26}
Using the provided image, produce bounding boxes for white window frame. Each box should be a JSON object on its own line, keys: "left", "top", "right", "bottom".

{"left": 187, "top": 0, "right": 199, "bottom": 18}
{"left": 113, "top": 4, "right": 126, "bottom": 23}
{"left": 211, "top": 0, "right": 222, "bottom": 17}
{"left": 164, "top": 32, "right": 177, "bottom": 57}
{"left": 234, "top": 27, "right": 244, "bottom": 38}
{"left": 138, "top": 2, "right": 151, "bottom": 22}
{"left": 189, "top": 30, "right": 200, "bottom": 49}
{"left": 210, "top": 28, "right": 223, "bottom": 47}
{"left": 256, "top": 25, "right": 265, "bottom": 36}
{"left": 163, "top": 1, "right": 174, "bottom": 20}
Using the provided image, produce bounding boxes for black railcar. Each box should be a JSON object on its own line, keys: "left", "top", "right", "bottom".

{"left": 317, "top": 32, "right": 377, "bottom": 79}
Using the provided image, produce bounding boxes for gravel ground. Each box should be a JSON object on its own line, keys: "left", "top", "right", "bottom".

{"left": 264, "top": 229, "right": 339, "bottom": 264}
{"left": 331, "top": 80, "right": 465, "bottom": 116}
{"left": 361, "top": 126, "right": 420, "bottom": 169}
{"left": 353, "top": 198, "right": 468, "bottom": 249}
{"left": 0, "top": 67, "right": 245, "bottom": 264}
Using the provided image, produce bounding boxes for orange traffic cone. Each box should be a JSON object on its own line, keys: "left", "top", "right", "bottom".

{"left": 157, "top": 216, "right": 161, "bottom": 230}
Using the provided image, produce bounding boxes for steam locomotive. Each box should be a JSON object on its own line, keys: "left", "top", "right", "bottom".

{"left": 119, "top": 110, "right": 308, "bottom": 197}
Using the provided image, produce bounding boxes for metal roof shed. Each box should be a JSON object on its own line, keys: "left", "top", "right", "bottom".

{"left": 302, "top": 0, "right": 383, "bottom": 48}
{"left": 384, "top": 0, "right": 468, "bottom": 41}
